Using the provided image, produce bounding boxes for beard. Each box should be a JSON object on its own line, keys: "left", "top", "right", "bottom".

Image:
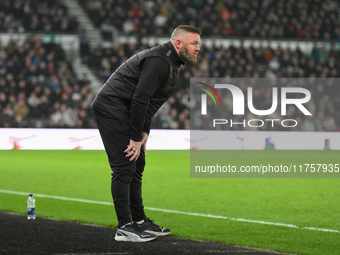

{"left": 179, "top": 46, "right": 198, "bottom": 63}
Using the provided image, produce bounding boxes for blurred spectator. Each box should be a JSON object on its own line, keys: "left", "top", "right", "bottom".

{"left": 80, "top": 37, "right": 91, "bottom": 63}
{"left": 13, "top": 98, "right": 29, "bottom": 119}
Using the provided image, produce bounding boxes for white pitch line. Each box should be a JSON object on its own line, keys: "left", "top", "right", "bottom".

{"left": 1, "top": 189, "right": 339, "bottom": 234}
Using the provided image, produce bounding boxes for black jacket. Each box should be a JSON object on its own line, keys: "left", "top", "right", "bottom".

{"left": 92, "top": 41, "right": 184, "bottom": 141}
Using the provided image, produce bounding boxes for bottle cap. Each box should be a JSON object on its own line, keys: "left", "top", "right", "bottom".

{"left": 29, "top": 194, "right": 33, "bottom": 197}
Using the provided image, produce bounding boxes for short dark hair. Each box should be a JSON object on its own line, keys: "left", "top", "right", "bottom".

{"left": 171, "top": 25, "right": 201, "bottom": 39}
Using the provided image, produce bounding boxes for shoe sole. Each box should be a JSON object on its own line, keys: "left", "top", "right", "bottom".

{"left": 114, "top": 235, "right": 156, "bottom": 242}
{"left": 115, "top": 230, "right": 157, "bottom": 242}
{"left": 144, "top": 230, "right": 171, "bottom": 236}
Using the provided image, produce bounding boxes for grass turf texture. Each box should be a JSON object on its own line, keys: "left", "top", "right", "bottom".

{"left": 0, "top": 150, "right": 339, "bottom": 255}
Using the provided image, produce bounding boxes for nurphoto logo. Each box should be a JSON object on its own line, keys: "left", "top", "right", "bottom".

{"left": 197, "top": 81, "right": 312, "bottom": 129}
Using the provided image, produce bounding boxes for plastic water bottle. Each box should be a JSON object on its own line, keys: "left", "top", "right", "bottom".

{"left": 27, "top": 194, "right": 36, "bottom": 219}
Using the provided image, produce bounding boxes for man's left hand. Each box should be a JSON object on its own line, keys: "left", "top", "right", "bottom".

{"left": 141, "top": 132, "right": 148, "bottom": 154}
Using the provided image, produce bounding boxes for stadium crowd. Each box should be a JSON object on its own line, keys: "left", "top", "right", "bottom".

{"left": 82, "top": 0, "right": 340, "bottom": 40}
{"left": 0, "top": 36, "right": 96, "bottom": 128}
{"left": 0, "top": 0, "right": 79, "bottom": 33}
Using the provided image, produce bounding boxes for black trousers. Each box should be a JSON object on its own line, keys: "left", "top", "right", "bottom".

{"left": 94, "top": 113, "right": 147, "bottom": 227}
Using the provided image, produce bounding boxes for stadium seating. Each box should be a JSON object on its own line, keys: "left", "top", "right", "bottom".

{"left": 82, "top": 0, "right": 340, "bottom": 39}
{"left": 0, "top": 0, "right": 79, "bottom": 33}
{"left": 0, "top": 36, "right": 96, "bottom": 128}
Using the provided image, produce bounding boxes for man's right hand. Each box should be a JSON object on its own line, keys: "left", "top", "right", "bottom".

{"left": 125, "top": 139, "right": 141, "bottom": 161}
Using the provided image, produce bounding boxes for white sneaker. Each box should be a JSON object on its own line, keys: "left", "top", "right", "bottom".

{"left": 115, "top": 222, "right": 157, "bottom": 242}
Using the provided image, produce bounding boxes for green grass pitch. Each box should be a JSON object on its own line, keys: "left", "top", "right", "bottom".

{"left": 0, "top": 150, "right": 339, "bottom": 255}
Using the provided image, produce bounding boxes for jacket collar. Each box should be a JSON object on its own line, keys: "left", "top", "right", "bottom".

{"left": 166, "top": 41, "right": 185, "bottom": 67}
